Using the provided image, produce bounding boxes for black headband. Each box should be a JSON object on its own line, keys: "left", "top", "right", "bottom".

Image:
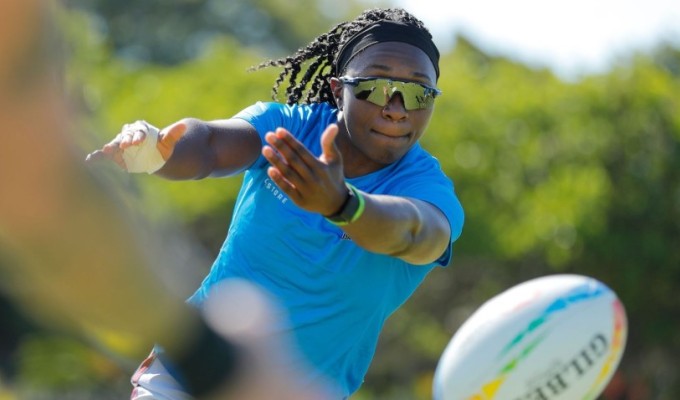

{"left": 334, "top": 20, "right": 440, "bottom": 79}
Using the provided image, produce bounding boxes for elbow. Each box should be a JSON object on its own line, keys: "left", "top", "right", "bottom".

{"left": 386, "top": 224, "right": 431, "bottom": 265}
{"left": 392, "top": 216, "right": 451, "bottom": 266}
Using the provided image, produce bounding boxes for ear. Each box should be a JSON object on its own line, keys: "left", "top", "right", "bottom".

{"left": 329, "top": 77, "right": 344, "bottom": 109}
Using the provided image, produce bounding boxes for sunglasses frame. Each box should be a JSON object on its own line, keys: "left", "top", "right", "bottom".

{"left": 338, "top": 76, "right": 442, "bottom": 110}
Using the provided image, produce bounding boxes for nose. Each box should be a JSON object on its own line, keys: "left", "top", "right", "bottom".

{"left": 381, "top": 92, "right": 408, "bottom": 121}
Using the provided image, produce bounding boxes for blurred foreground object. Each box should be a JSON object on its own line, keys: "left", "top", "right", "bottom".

{"left": 0, "top": 2, "right": 323, "bottom": 399}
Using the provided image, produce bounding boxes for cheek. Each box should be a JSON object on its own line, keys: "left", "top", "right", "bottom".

{"left": 344, "top": 101, "right": 380, "bottom": 128}
{"left": 413, "top": 109, "right": 434, "bottom": 132}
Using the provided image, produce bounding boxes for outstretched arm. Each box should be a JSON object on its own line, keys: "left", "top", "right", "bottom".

{"left": 262, "top": 124, "right": 452, "bottom": 265}
{"left": 86, "top": 118, "right": 262, "bottom": 180}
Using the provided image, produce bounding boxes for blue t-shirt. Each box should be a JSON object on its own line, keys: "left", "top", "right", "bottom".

{"left": 188, "top": 102, "right": 464, "bottom": 398}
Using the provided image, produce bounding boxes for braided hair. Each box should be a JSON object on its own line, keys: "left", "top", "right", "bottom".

{"left": 251, "top": 8, "right": 431, "bottom": 107}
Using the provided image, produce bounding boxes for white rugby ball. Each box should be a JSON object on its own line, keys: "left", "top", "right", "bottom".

{"left": 433, "top": 274, "right": 627, "bottom": 400}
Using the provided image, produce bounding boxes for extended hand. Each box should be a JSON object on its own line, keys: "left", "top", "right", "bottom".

{"left": 262, "top": 124, "right": 347, "bottom": 216}
{"left": 86, "top": 121, "right": 187, "bottom": 173}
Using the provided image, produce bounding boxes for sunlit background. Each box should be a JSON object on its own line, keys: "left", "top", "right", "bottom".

{"left": 1, "top": 0, "right": 679, "bottom": 399}
{"left": 399, "top": 0, "right": 680, "bottom": 79}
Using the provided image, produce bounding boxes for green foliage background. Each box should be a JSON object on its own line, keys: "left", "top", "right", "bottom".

{"left": 3, "top": 1, "right": 678, "bottom": 398}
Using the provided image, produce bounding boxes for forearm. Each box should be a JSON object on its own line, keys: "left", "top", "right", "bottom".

{"left": 154, "top": 118, "right": 215, "bottom": 180}
{"left": 339, "top": 193, "right": 451, "bottom": 265}
{"left": 156, "top": 118, "right": 261, "bottom": 180}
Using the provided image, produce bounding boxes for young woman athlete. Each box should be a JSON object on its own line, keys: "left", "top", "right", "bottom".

{"left": 88, "top": 7, "right": 464, "bottom": 400}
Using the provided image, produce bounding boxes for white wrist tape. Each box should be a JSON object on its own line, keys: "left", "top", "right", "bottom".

{"left": 121, "top": 120, "right": 166, "bottom": 174}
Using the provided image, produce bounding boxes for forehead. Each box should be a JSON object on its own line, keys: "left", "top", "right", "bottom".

{"left": 344, "top": 42, "right": 437, "bottom": 84}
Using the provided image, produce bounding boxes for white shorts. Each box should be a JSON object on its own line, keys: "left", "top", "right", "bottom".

{"left": 130, "top": 347, "right": 193, "bottom": 400}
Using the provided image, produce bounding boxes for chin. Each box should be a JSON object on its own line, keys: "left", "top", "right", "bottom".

{"left": 373, "top": 149, "right": 406, "bottom": 165}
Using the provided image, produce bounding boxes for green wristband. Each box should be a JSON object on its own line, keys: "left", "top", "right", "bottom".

{"left": 325, "top": 183, "right": 365, "bottom": 226}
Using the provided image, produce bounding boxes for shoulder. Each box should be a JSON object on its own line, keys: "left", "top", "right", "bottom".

{"left": 369, "top": 144, "right": 464, "bottom": 242}
{"left": 234, "top": 102, "right": 338, "bottom": 145}
{"left": 234, "top": 101, "right": 336, "bottom": 123}
{"left": 396, "top": 144, "right": 447, "bottom": 177}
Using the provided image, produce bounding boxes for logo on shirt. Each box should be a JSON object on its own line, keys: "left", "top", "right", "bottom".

{"left": 263, "top": 178, "right": 352, "bottom": 243}
{"left": 263, "top": 178, "right": 289, "bottom": 205}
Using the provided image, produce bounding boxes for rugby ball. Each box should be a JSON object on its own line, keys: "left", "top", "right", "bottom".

{"left": 433, "top": 274, "right": 627, "bottom": 400}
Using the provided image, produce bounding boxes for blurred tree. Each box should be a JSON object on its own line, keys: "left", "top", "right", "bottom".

{"left": 369, "top": 38, "right": 680, "bottom": 399}
{"left": 571, "top": 57, "right": 680, "bottom": 397}
{"left": 63, "top": 0, "right": 387, "bottom": 64}
{"left": 650, "top": 43, "right": 680, "bottom": 77}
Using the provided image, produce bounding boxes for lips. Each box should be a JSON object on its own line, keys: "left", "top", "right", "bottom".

{"left": 370, "top": 129, "right": 411, "bottom": 140}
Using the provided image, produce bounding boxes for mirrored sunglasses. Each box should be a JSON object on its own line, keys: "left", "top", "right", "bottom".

{"left": 339, "top": 76, "right": 441, "bottom": 110}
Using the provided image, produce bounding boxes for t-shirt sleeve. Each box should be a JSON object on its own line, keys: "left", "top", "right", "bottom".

{"left": 389, "top": 152, "right": 464, "bottom": 267}
{"left": 232, "top": 102, "right": 287, "bottom": 170}
{"left": 232, "top": 102, "right": 327, "bottom": 170}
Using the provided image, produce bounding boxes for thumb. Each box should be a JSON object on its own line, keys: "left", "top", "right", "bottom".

{"left": 157, "top": 121, "right": 187, "bottom": 160}
{"left": 319, "top": 123, "right": 341, "bottom": 165}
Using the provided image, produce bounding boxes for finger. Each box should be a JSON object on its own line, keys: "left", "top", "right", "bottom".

{"left": 267, "top": 166, "right": 301, "bottom": 203}
{"left": 101, "top": 134, "right": 124, "bottom": 153}
{"left": 159, "top": 121, "right": 187, "bottom": 147}
{"left": 158, "top": 122, "right": 188, "bottom": 160}
{"left": 266, "top": 129, "right": 316, "bottom": 183}
{"left": 264, "top": 131, "right": 309, "bottom": 179}
{"left": 131, "top": 129, "right": 146, "bottom": 145}
{"left": 85, "top": 150, "right": 109, "bottom": 163}
{"left": 262, "top": 142, "right": 301, "bottom": 190}
{"left": 119, "top": 132, "right": 134, "bottom": 149}
{"left": 100, "top": 143, "right": 117, "bottom": 154}
{"left": 85, "top": 149, "right": 127, "bottom": 170}
{"left": 275, "top": 128, "right": 321, "bottom": 169}
{"left": 319, "top": 124, "right": 341, "bottom": 164}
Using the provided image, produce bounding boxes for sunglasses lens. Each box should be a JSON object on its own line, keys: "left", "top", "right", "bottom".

{"left": 400, "top": 83, "right": 434, "bottom": 110}
{"left": 348, "top": 79, "right": 437, "bottom": 110}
